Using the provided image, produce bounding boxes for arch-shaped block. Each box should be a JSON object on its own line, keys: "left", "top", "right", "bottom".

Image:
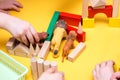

{"left": 88, "top": 5, "right": 113, "bottom": 18}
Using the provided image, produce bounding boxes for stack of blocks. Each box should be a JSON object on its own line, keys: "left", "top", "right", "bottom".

{"left": 31, "top": 57, "right": 57, "bottom": 80}
{"left": 6, "top": 11, "right": 86, "bottom": 62}
{"left": 82, "top": 0, "right": 120, "bottom": 27}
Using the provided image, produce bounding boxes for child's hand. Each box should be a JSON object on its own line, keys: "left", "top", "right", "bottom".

{"left": 38, "top": 67, "right": 64, "bottom": 80}
{"left": 0, "top": 0, "right": 23, "bottom": 12}
{"left": 0, "top": 12, "right": 40, "bottom": 45}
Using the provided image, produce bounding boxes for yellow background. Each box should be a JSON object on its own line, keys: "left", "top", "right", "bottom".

{"left": 0, "top": 0, "right": 120, "bottom": 80}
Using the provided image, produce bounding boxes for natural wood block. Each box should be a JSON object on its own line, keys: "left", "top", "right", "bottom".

{"left": 68, "top": 42, "right": 86, "bottom": 62}
{"left": 31, "top": 57, "right": 38, "bottom": 80}
{"left": 37, "top": 59, "right": 44, "bottom": 77}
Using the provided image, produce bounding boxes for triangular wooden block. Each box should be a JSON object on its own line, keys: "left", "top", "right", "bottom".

{"left": 14, "top": 43, "right": 30, "bottom": 57}
{"left": 90, "top": 0, "right": 106, "bottom": 8}
{"left": 30, "top": 43, "right": 35, "bottom": 57}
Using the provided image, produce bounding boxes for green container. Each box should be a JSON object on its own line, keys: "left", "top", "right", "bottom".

{"left": 0, "top": 50, "right": 28, "bottom": 80}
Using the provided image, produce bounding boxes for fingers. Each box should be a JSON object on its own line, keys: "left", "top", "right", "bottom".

{"left": 0, "top": 9, "right": 9, "bottom": 14}
{"left": 111, "top": 72, "right": 120, "bottom": 80}
{"left": 45, "top": 67, "right": 56, "bottom": 73}
{"left": 21, "top": 34, "right": 29, "bottom": 45}
{"left": 30, "top": 26, "right": 40, "bottom": 42}
{"left": 10, "top": 5, "right": 20, "bottom": 12}
{"left": 26, "top": 30, "right": 34, "bottom": 44}
{"left": 13, "top": 1, "right": 23, "bottom": 8}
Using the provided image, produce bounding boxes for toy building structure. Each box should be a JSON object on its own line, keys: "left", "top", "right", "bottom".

{"left": 82, "top": 0, "right": 120, "bottom": 27}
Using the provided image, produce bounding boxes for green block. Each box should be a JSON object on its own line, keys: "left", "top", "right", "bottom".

{"left": 46, "top": 11, "right": 60, "bottom": 41}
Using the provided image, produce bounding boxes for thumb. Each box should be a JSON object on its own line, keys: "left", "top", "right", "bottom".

{"left": 111, "top": 72, "right": 120, "bottom": 80}
{"left": 45, "top": 67, "right": 56, "bottom": 73}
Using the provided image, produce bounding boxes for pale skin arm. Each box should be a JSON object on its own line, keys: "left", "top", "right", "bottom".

{"left": 0, "top": 12, "right": 40, "bottom": 45}
{"left": 38, "top": 67, "right": 64, "bottom": 80}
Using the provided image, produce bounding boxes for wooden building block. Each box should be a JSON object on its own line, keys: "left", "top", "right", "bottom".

{"left": 30, "top": 43, "right": 35, "bottom": 57}
{"left": 67, "top": 42, "right": 86, "bottom": 62}
{"left": 43, "top": 60, "right": 51, "bottom": 71}
{"left": 46, "top": 11, "right": 60, "bottom": 41}
{"left": 83, "top": 18, "right": 94, "bottom": 28}
{"left": 50, "top": 61, "right": 58, "bottom": 71}
{"left": 82, "top": 0, "right": 89, "bottom": 18}
{"left": 88, "top": 5, "right": 113, "bottom": 18}
{"left": 14, "top": 43, "right": 30, "bottom": 57}
{"left": 112, "top": 0, "right": 120, "bottom": 18}
{"left": 90, "top": 0, "right": 106, "bottom": 8}
{"left": 59, "top": 12, "right": 82, "bottom": 26}
{"left": 37, "top": 59, "right": 44, "bottom": 77}
{"left": 6, "top": 37, "right": 19, "bottom": 50}
{"left": 31, "top": 57, "right": 38, "bottom": 80}
{"left": 8, "top": 49, "right": 14, "bottom": 54}
{"left": 35, "top": 44, "right": 40, "bottom": 56}
{"left": 38, "top": 41, "right": 51, "bottom": 59}
{"left": 109, "top": 18, "right": 120, "bottom": 27}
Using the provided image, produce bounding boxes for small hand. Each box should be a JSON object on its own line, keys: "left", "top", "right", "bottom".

{"left": 0, "top": 0, "right": 23, "bottom": 12}
{"left": 38, "top": 67, "right": 64, "bottom": 80}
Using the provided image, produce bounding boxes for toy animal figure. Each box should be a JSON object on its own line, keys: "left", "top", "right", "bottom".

{"left": 51, "top": 20, "right": 67, "bottom": 58}
{"left": 62, "top": 31, "right": 77, "bottom": 62}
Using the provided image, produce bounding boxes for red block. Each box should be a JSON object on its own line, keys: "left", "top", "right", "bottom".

{"left": 77, "top": 31, "right": 86, "bottom": 42}
{"left": 88, "top": 5, "right": 113, "bottom": 18}
{"left": 59, "top": 12, "right": 82, "bottom": 26}
{"left": 67, "top": 25, "right": 86, "bottom": 42}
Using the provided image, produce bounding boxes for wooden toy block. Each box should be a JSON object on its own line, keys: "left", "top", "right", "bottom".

{"left": 90, "top": 0, "right": 106, "bottom": 8}
{"left": 67, "top": 25, "right": 86, "bottom": 42}
{"left": 31, "top": 57, "right": 38, "bottom": 80}
{"left": 109, "top": 18, "right": 120, "bottom": 27}
{"left": 46, "top": 11, "right": 60, "bottom": 41}
{"left": 67, "top": 42, "right": 86, "bottom": 62}
{"left": 82, "top": 0, "right": 89, "bottom": 18}
{"left": 50, "top": 61, "right": 58, "bottom": 70}
{"left": 6, "top": 37, "right": 19, "bottom": 50}
{"left": 88, "top": 5, "right": 113, "bottom": 18}
{"left": 37, "top": 59, "right": 44, "bottom": 77}
{"left": 83, "top": 18, "right": 94, "bottom": 28}
{"left": 77, "top": 22, "right": 86, "bottom": 42}
{"left": 43, "top": 60, "right": 51, "bottom": 71}
{"left": 14, "top": 43, "right": 30, "bottom": 57}
{"left": 30, "top": 43, "right": 35, "bottom": 56}
{"left": 59, "top": 12, "right": 82, "bottom": 26}
{"left": 35, "top": 44, "right": 40, "bottom": 56}
{"left": 112, "top": 0, "right": 120, "bottom": 18}
{"left": 38, "top": 41, "right": 51, "bottom": 59}
{"left": 8, "top": 49, "right": 14, "bottom": 54}
{"left": 77, "top": 31, "right": 86, "bottom": 42}
{"left": 93, "top": 6, "right": 105, "bottom": 9}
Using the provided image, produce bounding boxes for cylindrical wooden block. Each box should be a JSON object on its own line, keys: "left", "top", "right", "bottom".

{"left": 43, "top": 60, "right": 50, "bottom": 72}
{"left": 37, "top": 59, "right": 44, "bottom": 77}
{"left": 31, "top": 57, "right": 38, "bottom": 80}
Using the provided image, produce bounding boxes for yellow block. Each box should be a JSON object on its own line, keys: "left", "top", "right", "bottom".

{"left": 83, "top": 18, "right": 94, "bottom": 28}
{"left": 109, "top": 18, "right": 120, "bottom": 27}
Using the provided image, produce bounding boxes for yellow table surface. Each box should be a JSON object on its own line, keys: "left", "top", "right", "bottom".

{"left": 0, "top": 0, "right": 120, "bottom": 80}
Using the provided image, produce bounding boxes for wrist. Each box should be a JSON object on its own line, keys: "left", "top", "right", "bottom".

{"left": 0, "top": 12, "right": 10, "bottom": 29}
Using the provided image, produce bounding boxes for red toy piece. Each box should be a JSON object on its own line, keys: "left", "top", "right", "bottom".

{"left": 67, "top": 25, "right": 86, "bottom": 42}
{"left": 88, "top": 5, "right": 113, "bottom": 18}
{"left": 59, "top": 12, "right": 82, "bottom": 26}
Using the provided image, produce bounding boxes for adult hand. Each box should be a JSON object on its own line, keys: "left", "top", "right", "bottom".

{"left": 0, "top": 12, "right": 39, "bottom": 45}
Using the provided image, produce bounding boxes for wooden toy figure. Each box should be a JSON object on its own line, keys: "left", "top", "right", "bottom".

{"left": 62, "top": 31, "right": 77, "bottom": 62}
{"left": 51, "top": 20, "right": 67, "bottom": 58}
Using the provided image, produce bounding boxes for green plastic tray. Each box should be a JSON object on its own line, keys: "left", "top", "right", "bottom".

{"left": 0, "top": 50, "right": 28, "bottom": 80}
